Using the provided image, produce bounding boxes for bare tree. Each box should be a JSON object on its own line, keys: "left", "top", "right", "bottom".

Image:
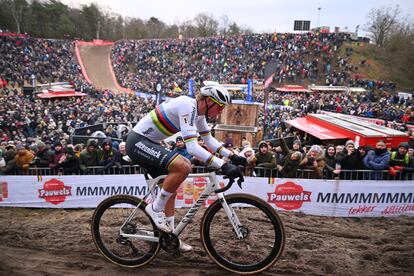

{"left": 365, "top": 5, "right": 400, "bottom": 47}
{"left": 3, "top": 0, "right": 28, "bottom": 34}
{"left": 194, "top": 13, "right": 218, "bottom": 37}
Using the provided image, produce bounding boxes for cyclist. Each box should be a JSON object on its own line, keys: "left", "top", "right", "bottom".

{"left": 126, "top": 81, "right": 246, "bottom": 252}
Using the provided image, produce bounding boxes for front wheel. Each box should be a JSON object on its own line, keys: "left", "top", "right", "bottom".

{"left": 201, "top": 193, "right": 285, "bottom": 274}
{"left": 91, "top": 195, "right": 160, "bottom": 267}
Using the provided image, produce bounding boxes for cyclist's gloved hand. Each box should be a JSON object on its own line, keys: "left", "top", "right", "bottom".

{"left": 230, "top": 154, "right": 247, "bottom": 167}
{"left": 221, "top": 162, "right": 244, "bottom": 181}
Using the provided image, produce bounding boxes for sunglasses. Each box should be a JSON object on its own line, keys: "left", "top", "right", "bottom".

{"left": 208, "top": 96, "right": 225, "bottom": 108}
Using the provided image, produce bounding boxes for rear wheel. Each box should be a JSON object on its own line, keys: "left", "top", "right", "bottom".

{"left": 91, "top": 195, "right": 160, "bottom": 267}
{"left": 201, "top": 193, "right": 285, "bottom": 274}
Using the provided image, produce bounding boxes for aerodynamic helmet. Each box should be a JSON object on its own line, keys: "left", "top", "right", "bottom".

{"left": 200, "top": 81, "right": 231, "bottom": 106}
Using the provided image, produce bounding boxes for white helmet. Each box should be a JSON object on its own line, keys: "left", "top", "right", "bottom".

{"left": 200, "top": 81, "right": 231, "bottom": 105}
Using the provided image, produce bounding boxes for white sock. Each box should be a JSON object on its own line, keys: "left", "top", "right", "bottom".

{"left": 152, "top": 188, "right": 173, "bottom": 212}
{"left": 166, "top": 216, "right": 175, "bottom": 231}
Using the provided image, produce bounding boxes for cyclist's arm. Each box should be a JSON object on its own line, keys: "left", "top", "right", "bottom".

{"left": 195, "top": 117, "right": 233, "bottom": 158}
{"left": 179, "top": 108, "right": 225, "bottom": 168}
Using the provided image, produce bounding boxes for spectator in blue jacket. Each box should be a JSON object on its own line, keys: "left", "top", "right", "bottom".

{"left": 363, "top": 140, "right": 391, "bottom": 180}
{"left": 173, "top": 136, "right": 193, "bottom": 161}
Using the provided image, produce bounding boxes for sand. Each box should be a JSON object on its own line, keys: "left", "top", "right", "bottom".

{"left": 0, "top": 207, "right": 413, "bottom": 276}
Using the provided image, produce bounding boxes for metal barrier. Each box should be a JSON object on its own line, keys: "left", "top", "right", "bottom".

{"left": 18, "top": 166, "right": 413, "bottom": 181}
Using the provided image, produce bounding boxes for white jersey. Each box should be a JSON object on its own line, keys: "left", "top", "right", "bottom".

{"left": 132, "top": 96, "right": 231, "bottom": 168}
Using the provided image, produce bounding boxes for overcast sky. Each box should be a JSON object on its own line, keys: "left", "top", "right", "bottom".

{"left": 61, "top": 0, "right": 413, "bottom": 35}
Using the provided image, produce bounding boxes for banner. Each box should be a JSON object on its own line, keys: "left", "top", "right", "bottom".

{"left": 0, "top": 176, "right": 413, "bottom": 217}
{"left": 247, "top": 79, "right": 253, "bottom": 102}
{"left": 188, "top": 79, "right": 194, "bottom": 97}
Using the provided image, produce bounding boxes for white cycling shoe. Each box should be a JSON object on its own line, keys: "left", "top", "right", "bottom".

{"left": 179, "top": 240, "right": 193, "bottom": 253}
{"left": 145, "top": 204, "right": 172, "bottom": 232}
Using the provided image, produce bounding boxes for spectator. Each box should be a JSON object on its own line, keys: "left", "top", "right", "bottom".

{"left": 335, "top": 140, "right": 360, "bottom": 179}
{"left": 98, "top": 138, "right": 121, "bottom": 173}
{"left": 239, "top": 146, "right": 256, "bottom": 176}
{"left": 300, "top": 145, "right": 326, "bottom": 179}
{"left": 324, "top": 144, "right": 337, "bottom": 179}
{"left": 58, "top": 146, "right": 80, "bottom": 174}
{"left": 48, "top": 141, "right": 65, "bottom": 173}
{"left": 31, "top": 140, "right": 53, "bottom": 167}
{"left": 118, "top": 141, "right": 132, "bottom": 165}
{"left": 279, "top": 151, "right": 302, "bottom": 178}
{"left": 255, "top": 141, "right": 277, "bottom": 177}
{"left": 14, "top": 144, "right": 34, "bottom": 174}
{"left": 389, "top": 142, "right": 414, "bottom": 179}
{"left": 173, "top": 136, "right": 193, "bottom": 161}
{"left": 79, "top": 139, "right": 102, "bottom": 174}
{"left": 363, "top": 140, "right": 391, "bottom": 180}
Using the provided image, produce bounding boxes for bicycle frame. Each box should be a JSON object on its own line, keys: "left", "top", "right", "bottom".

{"left": 119, "top": 171, "right": 245, "bottom": 242}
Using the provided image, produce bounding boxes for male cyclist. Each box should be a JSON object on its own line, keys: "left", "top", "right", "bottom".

{"left": 126, "top": 81, "right": 246, "bottom": 252}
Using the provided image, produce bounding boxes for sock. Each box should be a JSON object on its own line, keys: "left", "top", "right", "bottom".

{"left": 166, "top": 216, "right": 175, "bottom": 231}
{"left": 152, "top": 188, "right": 173, "bottom": 212}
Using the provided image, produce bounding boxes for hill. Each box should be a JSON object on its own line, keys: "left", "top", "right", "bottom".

{"left": 342, "top": 42, "right": 414, "bottom": 92}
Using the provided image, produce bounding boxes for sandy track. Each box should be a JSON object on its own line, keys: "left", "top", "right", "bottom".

{"left": 0, "top": 207, "right": 413, "bottom": 275}
{"left": 78, "top": 45, "right": 119, "bottom": 91}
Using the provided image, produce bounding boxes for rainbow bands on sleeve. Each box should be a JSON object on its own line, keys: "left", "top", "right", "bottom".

{"left": 183, "top": 134, "right": 198, "bottom": 143}
{"left": 150, "top": 105, "right": 179, "bottom": 136}
{"left": 206, "top": 154, "right": 216, "bottom": 166}
{"left": 216, "top": 146, "right": 225, "bottom": 154}
{"left": 199, "top": 130, "right": 210, "bottom": 137}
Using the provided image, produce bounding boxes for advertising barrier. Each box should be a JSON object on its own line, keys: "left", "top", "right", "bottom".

{"left": 0, "top": 175, "right": 413, "bottom": 217}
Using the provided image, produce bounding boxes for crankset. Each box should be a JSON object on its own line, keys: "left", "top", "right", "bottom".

{"left": 159, "top": 232, "right": 180, "bottom": 256}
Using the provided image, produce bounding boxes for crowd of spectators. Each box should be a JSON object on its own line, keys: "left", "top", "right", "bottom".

{"left": 0, "top": 33, "right": 413, "bottom": 178}
{"left": 257, "top": 90, "right": 414, "bottom": 140}
{"left": 0, "top": 35, "right": 83, "bottom": 88}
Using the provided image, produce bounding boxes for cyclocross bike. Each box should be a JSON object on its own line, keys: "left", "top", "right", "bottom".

{"left": 91, "top": 170, "right": 285, "bottom": 274}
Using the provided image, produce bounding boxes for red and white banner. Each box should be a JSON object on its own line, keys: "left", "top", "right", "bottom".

{"left": 0, "top": 176, "right": 413, "bottom": 217}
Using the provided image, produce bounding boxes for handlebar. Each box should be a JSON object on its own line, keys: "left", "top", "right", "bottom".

{"left": 214, "top": 177, "right": 244, "bottom": 194}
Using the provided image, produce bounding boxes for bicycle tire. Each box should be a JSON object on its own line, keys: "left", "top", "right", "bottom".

{"left": 201, "top": 193, "right": 285, "bottom": 274}
{"left": 91, "top": 194, "right": 160, "bottom": 267}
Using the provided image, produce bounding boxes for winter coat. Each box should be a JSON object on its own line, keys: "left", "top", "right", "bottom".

{"left": 15, "top": 149, "right": 34, "bottom": 173}
{"left": 363, "top": 150, "right": 391, "bottom": 180}
{"left": 99, "top": 138, "right": 121, "bottom": 170}
{"left": 300, "top": 152, "right": 326, "bottom": 179}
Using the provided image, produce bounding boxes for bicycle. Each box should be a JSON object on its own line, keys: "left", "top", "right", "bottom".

{"left": 91, "top": 170, "right": 285, "bottom": 274}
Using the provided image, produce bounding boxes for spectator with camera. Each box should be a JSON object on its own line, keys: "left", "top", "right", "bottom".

{"left": 30, "top": 141, "right": 53, "bottom": 168}
{"left": 299, "top": 145, "right": 326, "bottom": 179}
{"left": 279, "top": 151, "right": 303, "bottom": 178}
{"left": 336, "top": 140, "right": 360, "bottom": 177}
{"left": 57, "top": 146, "right": 80, "bottom": 175}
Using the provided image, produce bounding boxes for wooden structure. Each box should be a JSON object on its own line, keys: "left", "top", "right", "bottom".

{"left": 214, "top": 103, "right": 262, "bottom": 147}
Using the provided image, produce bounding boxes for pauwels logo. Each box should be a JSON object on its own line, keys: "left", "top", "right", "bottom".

{"left": 267, "top": 181, "right": 311, "bottom": 210}
{"left": 38, "top": 178, "right": 72, "bottom": 205}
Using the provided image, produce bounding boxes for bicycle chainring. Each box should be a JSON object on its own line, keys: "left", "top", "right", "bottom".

{"left": 159, "top": 232, "right": 179, "bottom": 255}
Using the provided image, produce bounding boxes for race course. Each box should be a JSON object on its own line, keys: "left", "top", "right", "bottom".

{"left": 0, "top": 207, "right": 413, "bottom": 275}
{"left": 77, "top": 44, "right": 120, "bottom": 92}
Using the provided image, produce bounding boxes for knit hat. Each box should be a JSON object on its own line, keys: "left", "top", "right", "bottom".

{"left": 258, "top": 141, "right": 267, "bottom": 148}
{"left": 345, "top": 140, "right": 355, "bottom": 147}
{"left": 398, "top": 142, "right": 409, "bottom": 149}
{"left": 309, "top": 145, "right": 322, "bottom": 153}
{"left": 176, "top": 136, "right": 184, "bottom": 142}
{"left": 293, "top": 140, "right": 301, "bottom": 146}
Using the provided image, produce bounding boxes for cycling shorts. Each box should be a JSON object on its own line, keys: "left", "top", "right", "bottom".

{"left": 126, "top": 131, "right": 180, "bottom": 177}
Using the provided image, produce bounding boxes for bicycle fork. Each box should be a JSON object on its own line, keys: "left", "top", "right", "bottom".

{"left": 217, "top": 193, "right": 245, "bottom": 239}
